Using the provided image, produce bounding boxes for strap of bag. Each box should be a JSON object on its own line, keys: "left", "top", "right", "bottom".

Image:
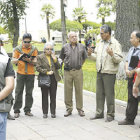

{"left": 15, "top": 45, "right": 37, "bottom": 73}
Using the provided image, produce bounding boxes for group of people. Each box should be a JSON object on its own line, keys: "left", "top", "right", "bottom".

{"left": 1, "top": 24, "right": 140, "bottom": 140}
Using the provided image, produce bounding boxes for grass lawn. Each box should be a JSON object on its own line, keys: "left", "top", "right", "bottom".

{"left": 3, "top": 41, "right": 62, "bottom": 53}
{"left": 7, "top": 41, "right": 128, "bottom": 101}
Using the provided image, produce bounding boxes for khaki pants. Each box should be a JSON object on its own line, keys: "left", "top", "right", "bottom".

{"left": 96, "top": 72, "right": 116, "bottom": 118}
{"left": 64, "top": 69, "right": 83, "bottom": 112}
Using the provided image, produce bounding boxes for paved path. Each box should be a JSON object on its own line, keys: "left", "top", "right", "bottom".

{"left": 7, "top": 77, "right": 140, "bottom": 140}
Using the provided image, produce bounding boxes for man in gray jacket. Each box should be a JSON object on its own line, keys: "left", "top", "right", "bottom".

{"left": 88, "top": 24, "right": 123, "bottom": 122}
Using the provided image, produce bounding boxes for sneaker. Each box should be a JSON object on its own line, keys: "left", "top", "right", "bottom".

{"left": 105, "top": 116, "right": 114, "bottom": 122}
{"left": 78, "top": 110, "right": 85, "bottom": 117}
{"left": 7, "top": 113, "right": 15, "bottom": 120}
{"left": 51, "top": 114, "right": 56, "bottom": 118}
{"left": 118, "top": 119, "right": 134, "bottom": 125}
{"left": 90, "top": 115, "right": 104, "bottom": 120}
{"left": 25, "top": 112, "right": 33, "bottom": 116}
{"left": 64, "top": 111, "right": 72, "bottom": 117}
{"left": 43, "top": 114, "right": 48, "bottom": 118}
{"left": 14, "top": 113, "right": 20, "bottom": 118}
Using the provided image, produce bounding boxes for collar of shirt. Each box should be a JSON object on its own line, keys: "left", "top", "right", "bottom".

{"left": 70, "top": 43, "right": 77, "bottom": 48}
{"left": 135, "top": 45, "right": 140, "bottom": 50}
{"left": 23, "top": 45, "right": 31, "bottom": 50}
{"left": 101, "top": 39, "right": 112, "bottom": 44}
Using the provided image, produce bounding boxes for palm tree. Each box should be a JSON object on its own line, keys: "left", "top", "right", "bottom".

{"left": 97, "top": 7, "right": 111, "bottom": 25}
{"left": 41, "top": 4, "right": 55, "bottom": 41}
{"left": 73, "top": 7, "right": 87, "bottom": 42}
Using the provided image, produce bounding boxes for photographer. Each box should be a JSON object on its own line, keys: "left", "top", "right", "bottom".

{"left": 0, "top": 38, "right": 15, "bottom": 140}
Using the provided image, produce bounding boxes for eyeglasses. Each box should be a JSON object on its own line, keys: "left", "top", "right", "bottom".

{"left": 100, "top": 32, "right": 106, "bottom": 35}
{"left": 45, "top": 48, "right": 53, "bottom": 51}
{"left": 23, "top": 41, "right": 31, "bottom": 44}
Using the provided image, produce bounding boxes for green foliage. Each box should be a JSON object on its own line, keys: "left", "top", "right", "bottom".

{"left": 97, "top": 7, "right": 111, "bottom": 22}
{"left": 84, "top": 29, "right": 100, "bottom": 39}
{"left": 72, "top": 7, "right": 87, "bottom": 23}
{"left": 41, "top": 4, "right": 55, "bottom": 19}
{"left": 82, "top": 21, "right": 101, "bottom": 32}
{"left": 0, "top": 26, "right": 7, "bottom": 34}
{"left": 97, "top": 0, "right": 116, "bottom": 24}
{"left": 50, "top": 19, "right": 83, "bottom": 32}
{"left": 0, "top": 0, "right": 29, "bottom": 28}
{"left": 97, "top": 0, "right": 116, "bottom": 12}
{"left": 0, "top": 0, "right": 29, "bottom": 47}
{"left": 105, "top": 21, "right": 116, "bottom": 30}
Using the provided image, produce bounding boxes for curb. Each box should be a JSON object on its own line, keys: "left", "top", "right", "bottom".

{"left": 58, "top": 83, "right": 127, "bottom": 108}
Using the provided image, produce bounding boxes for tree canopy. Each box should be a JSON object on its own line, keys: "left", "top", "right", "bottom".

{"left": 50, "top": 19, "right": 83, "bottom": 32}
{"left": 0, "top": 0, "right": 29, "bottom": 47}
{"left": 41, "top": 4, "right": 55, "bottom": 41}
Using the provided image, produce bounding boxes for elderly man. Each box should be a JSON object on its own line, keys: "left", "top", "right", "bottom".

{"left": 0, "top": 38, "right": 15, "bottom": 140}
{"left": 59, "top": 32, "right": 87, "bottom": 117}
{"left": 118, "top": 31, "right": 140, "bottom": 125}
{"left": 88, "top": 24, "right": 123, "bottom": 122}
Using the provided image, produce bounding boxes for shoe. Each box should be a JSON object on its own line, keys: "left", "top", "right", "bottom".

{"left": 105, "top": 116, "right": 114, "bottom": 122}
{"left": 43, "top": 114, "right": 48, "bottom": 118}
{"left": 90, "top": 115, "right": 104, "bottom": 120}
{"left": 118, "top": 119, "right": 134, "bottom": 125}
{"left": 64, "top": 111, "right": 72, "bottom": 117}
{"left": 7, "top": 113, "right": 15, "bottom": 120}
{"left": 78, "top": 110, "right": 85, "bottom": 117}
{"left": 14, "top": 113, "right": 20, "bottom": 118}
{"left": 25, "top": 112, "right": 33, "bottom": 116}
{"left": 51, "top": 114, "right": 56, "bottom": 118}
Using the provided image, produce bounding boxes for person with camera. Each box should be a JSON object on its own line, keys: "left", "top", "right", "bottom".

{"left": 0, "top": 38, "right": 15, "bottom": 140}
{"left": 12, "top": 33, "right": 38, "bottom": 118}
{"left": 118, "top": 31, "right": 140, "bottom": 125}
{"left": 88, "top": 24, "right": 123, "bottom": 122}
{"left": 36, "top": 42, "right": 61, "bottom": 118}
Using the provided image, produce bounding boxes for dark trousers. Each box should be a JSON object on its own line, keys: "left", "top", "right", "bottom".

{"left": 14, "top": 73, "right": 35, "bottom": 113}
{"left": 96, "top": 72, "right": 116, "bottom": 118}
{"left": 126, "top": 77, "right": 139, "bottom": 122}
{"left": 41, "top": 74, "right": 57, "bottom": 115}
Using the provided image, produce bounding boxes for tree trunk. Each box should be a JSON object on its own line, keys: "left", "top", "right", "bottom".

{"left": 61, "top": 0, "right": 67, "bottom": 46}
{"left": 11, "top": 0, "right": 19, "bottom": 48}
{"left": 78, "top": 17, "right": 81, "bottom": 42}
{"left": 46, "top": 13, "right": 50, "bottom": 42}
{"left": 102, "top": 17, "right": 105, "bottom": 25}
{"left": 115, "top": 0, "right": 140, "bottom": 52}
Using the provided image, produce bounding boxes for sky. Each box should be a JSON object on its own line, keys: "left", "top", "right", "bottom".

{"left": 20, "top": 0, "right": 115, "bottom": 41}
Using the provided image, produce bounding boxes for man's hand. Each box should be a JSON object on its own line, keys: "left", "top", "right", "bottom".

{"left": 133, "top": 85, "right": 139, "bottom": 98}
{"left": 87, "top": 47, "right": 93, "bottom": 56}
{"left": 126, "top": 70, "right": 133, "bottom": 78}
{"left": 106, "top": 47, "right": 113, "bottom": 56}
{"left": 47, "top": 70, "right": 53, "bottom": 75}
{"left": 22, "top": 57, "right": 31, "bottom": 63}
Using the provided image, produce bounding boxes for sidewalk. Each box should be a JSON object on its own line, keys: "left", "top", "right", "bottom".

{"left": 7, "top": 77, "right": 140, "bottom": 140}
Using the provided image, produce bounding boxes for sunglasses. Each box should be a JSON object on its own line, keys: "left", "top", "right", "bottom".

{"left": 24, "top": 41, "right": 31, "bottom": 44}
{"left": 45, "top": 48, "right": 53, "bottom": 51}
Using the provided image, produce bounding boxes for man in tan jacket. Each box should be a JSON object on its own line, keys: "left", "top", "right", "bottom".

{"left": 88, "top": 24, "right": 123, "bottom": 122}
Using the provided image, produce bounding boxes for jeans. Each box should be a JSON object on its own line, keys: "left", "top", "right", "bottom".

{"left": 0, "top": 112, "right": 8, "bottom": 140}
